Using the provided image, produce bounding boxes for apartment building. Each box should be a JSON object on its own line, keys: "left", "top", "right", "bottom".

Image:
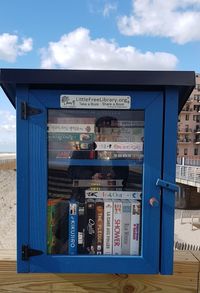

{"left": 177, "top": 73, "right": 200, "bottom": 159}
{"left": 176, "top": 73, "right": 200, "bottom": 209}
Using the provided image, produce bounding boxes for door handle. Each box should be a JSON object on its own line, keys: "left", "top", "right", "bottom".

{"left": 149, "top": 197, "right": 159, "bottom": 207}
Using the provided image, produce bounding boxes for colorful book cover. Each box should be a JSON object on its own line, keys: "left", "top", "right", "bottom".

{"left": 130, "top": 200, "right": 141, "bottom": 256}
{"left": 95, "top": 201, "right": 104, "bottom": 255}
{"left": 103, "top": 201, "right": 113, "bottom": 255}
{"left": 68, "top": 201, "right": 78, "bottom": 255}
{"left": 121, "top": 201, "right": 131, "bottom": 255}
{"left": 85, "top": 200, "right": 96, "bottom": 254}
{"left": 47, "top": 199, "right": 69, "bottom": 254}
{"left": 113, "top": 201, "right": 122, "bottom": 255}
{"left": 47, "top": 199, "right": 59, "bottom": 254}
{"left": 78, "top": 202, "right": 86, "bottom": 254}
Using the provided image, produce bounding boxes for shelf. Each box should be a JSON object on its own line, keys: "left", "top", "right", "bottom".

{"left": 48, "top": 159, "right": 143, "bottom": 167}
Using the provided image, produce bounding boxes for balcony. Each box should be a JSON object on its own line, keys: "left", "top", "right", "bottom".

{"left": 181, "top": 108, "right": 193, "bottom": 113}
{"left": 178, "top": 139, "right": 192, "bottom": 144}
{"left": 178, "top": 128, "right": 193, "bottom": 133}
{"left": 194, "top": 127, "right": 200, "bottom": 133}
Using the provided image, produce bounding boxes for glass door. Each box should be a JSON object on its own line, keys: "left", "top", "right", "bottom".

{"left": 47, "top": 109, "right": 144, "bottom": 256}
{"left": 28, "top": 90, "right": 163, "bottom": 273}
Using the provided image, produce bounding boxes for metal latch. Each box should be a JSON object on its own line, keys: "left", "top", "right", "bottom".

{"left": 156, "top": 179, "right": 179, "bottom": 192}
{"left": 22, "top": 245, "right": 43, "bottom": 261}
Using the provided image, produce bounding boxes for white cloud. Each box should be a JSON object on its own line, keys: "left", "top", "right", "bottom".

{"left": 117, "top": 0, "right": 200, "bottom": 44}
{"left": 103, "top": 2, "right": 117, "bottom": 17}
{"left": 0, "top": 110, "right": 16, "bottom": 152}
{"left": 0, "top": 33, "right": 33, "bottom": 62}
{"left": 40, "top": 27, "right": 178, "bottom": 70}
{"left": 0, "top": 111, "right": 16, "bottom": 133}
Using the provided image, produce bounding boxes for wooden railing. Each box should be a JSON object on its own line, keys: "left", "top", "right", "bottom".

{"left": 0, "top": 159, "right": 16, "bottom": 170}
{"left": 0, "top": 250, "right": 199, "bottom": 292}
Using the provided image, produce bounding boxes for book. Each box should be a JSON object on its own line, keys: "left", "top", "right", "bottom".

{"left": 121, "top": 201, "right": 131, "bottom": 255}
{"left": 47, "top": 199, "right": 69, "bottom": 254}
{"left": 103, "top": 201, "right": 113, "bottom": 255}
{"left": 130, "top": 201, "right": 141, "bottom": 255}
{"left": 48, "top": 123, "right": 95, "bottom": 133}
{"left": 73, "top": 179, "right": 123, "bottom": 188}
{"left": 85, "top": 200, "right": 96, "bottom": 254}
{"left": 113, "top": 201, "right": 122, "bottom": 255}
{"left": 68, "top": 201, "right": 78, "bottom": 255}
{"left": 95, "top": 141, "right": 143, "bottom": 152}
{"left": 78, "top": 202, "right": 86, "bottom": 254}
{"left": 95, "top": 201, "right": 104, "bottom": 255}
{"left": 85, "top": 190, "right": 142, "bottom": 200}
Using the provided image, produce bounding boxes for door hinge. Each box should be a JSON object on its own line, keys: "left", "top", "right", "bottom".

{"left": 156, "top": 179, "right": 179, "bottom": 192}
{"left": 22, "top": 245, "right": 43, "bottom": 261}
{"left": 21, "top": 101, "right": 42, "bottom": 120}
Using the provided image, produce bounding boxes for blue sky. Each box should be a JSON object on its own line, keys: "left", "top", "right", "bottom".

{"left": 0, "top": 0, "right": 200, "bottom": 152}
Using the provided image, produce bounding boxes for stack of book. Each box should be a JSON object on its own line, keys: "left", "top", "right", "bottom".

{"left": 47, "top": 191, "right": 141, "bottom": 256}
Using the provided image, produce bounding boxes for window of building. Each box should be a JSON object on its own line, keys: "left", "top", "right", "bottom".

{"left": 184, "top": 148, "right": 188, "bottom": 155}
{"left": 194, "top": 148, "right": 198, "bottom": 156}
{"left": 195, "top": 85, "right": 200, "bottom": 91}
{"left": 185, "top": 114, "right": 189, "bottom": 121}
{"left": 194, "top": 94, "right": 200, "bottom": 101}
{"left": 193, "top": 115, "right": 200, "bottom": 122}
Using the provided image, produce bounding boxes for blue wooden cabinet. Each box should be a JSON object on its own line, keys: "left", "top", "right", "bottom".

{"left": 0, "top": 69, "right": 195, "bottom": 274}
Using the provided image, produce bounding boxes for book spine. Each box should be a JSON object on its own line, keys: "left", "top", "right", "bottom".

{"left": 113, "top": 201, "right": 122, "bottom": 255}
{"left": 78, "top": 202, "right": 86, "bottom": 254}
{"left": 68, "top": 201, "right": 78, "bottom": 255}
{"left": 121, "top": 201, "right": 131, "bottom": 255}
{"left": 55, "top": 199, "right": 69, "bottom": 254}
{"left": 130, "top": 201, "right": 141, "bottom": 255}
{"left": 95, "top": 201, "right": 104, "bottom": 255}
{"left": 103, "top": 201, "right": 113, "bottom": 255}
{"left": 47, "top": 199, "right": 59, "bottom": 254}
{"left": 85, "top": 200, "right": 96, "bottom": 254}
{"left": 85, "top": 190, "right": 141, "bottom": 200}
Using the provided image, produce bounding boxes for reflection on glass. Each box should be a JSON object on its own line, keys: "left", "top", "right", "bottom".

{"left": 47, "top": 109, "right": 144, "bottom": 256}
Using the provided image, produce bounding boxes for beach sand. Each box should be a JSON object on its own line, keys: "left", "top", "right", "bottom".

{"left": 0, "top": 168, "right": 199, "bottom": 250}
{"left": 0, "top": 170, "right": 16, "bottom": 249}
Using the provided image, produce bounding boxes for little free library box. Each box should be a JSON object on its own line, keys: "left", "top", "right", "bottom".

{"left": 0, "top": 69, "right": 195, "bottom": 274}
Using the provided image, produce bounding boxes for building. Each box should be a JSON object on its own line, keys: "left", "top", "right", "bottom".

{"left": 177, "top": 73, "right": 200, "bottom": 161}
{"left": 176, "top": 73, "right": 200, "bottom": 209}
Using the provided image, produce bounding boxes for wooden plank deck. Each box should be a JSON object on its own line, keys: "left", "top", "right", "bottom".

{"left": 0, "top": 250, "right": 199, "bottom": 292}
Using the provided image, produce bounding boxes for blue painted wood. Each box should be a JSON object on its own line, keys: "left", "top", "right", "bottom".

{"left": 30, "top": 89, "right": 162, "bottom": 110}
{"left": 27, "top": 94, "right": 47, "bottom": 274}
{"left": 29, "top": 255, "right": 158, "bottom": 274}
{"left": 27, "top": 89, "right": 163, "bottom": 273}
{"left": 160, "top": 88, "right": 179, "bottom": 274}
{"left": 16, "top": 87, "right": 30, "bottom": 273}
{"left": 141, "top": 92, "right": 163, "bottom": 272}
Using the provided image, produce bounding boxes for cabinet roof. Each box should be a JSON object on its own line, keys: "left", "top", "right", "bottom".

{"left": 0, "top": 69, "right": 195, "bottom": 111}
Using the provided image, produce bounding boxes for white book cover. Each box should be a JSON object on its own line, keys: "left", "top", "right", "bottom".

{"left": 130, "top": 201, "right": 141, "bottom": 256}
{"left": 85, "top": 190, "right": 141, "bottom": 200}
{"left": 113, "top": 201, "right": 122, "bottom": 255}
{"left": 95, "top": 141, "right": 143, "bottom": 152}
{"left": 121, "top": 201, "right": 131, "bottom": 255}
{"left": 48, "top": 123, "right": 94, "bottom": 133}
{"left": 103, "top": 201, "right": 113, "bottom": 255}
